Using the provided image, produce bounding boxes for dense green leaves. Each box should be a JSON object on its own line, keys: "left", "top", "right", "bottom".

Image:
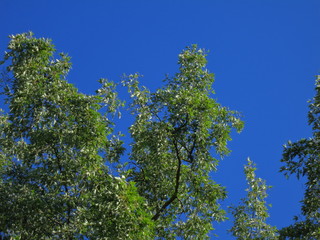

{"left": 279, "top": 75, "right": 320, "bottom": 239}
{"left": 0, "top": 32, "right": 153, "bottom": 239}
{"left": 229, "top": 159, "right": 278, "bottom": 239}
{"left": 1, "top": 31, "right": 318, "bottom": 240}
{"left": 6, "top": 32, "right": 310, "bottom": 240}
{"left": 0, "top": 34, "right": 244, "bottom": 239}
{"left": 124, "top": 45, "right": 243, "bottom": 239}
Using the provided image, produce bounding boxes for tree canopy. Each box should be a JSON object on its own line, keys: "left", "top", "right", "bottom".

{"left": 279, "top": 75, "right": 320, "bottom": 239}
{"left": 0, "top": 32, "right": 319, "bottom": 239}
{"left": 0, "top": 33, "right": 154, "bottom": 239}
{"left": 229, "top": 158, "right": 278, "bottom": 239}
{"left": 123, "top": 45, "right": 243, "bottom": 239}
{"left": 0, "top": 33, "right": 243, "bottom": 239}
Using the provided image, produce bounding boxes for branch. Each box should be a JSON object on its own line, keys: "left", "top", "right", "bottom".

{"left": 152, "top": 140, "right": 182, "bottom": 221}
{"left": 188, "top": 137, "right": 196, "bottom": 163}
{"left": 150, "top": 108, "right": 162, "bottom": 122}
{"left": 53, "top": 148, "right": 71, "bottom": 226}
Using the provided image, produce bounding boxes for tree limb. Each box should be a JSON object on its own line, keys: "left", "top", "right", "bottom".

{"left": 152, "top": 140, "right": 182, "bottom": 221}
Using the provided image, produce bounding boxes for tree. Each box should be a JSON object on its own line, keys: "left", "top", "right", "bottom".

{"left": 124, "top": 45, "right": 243, "bottom": 239}
{"left": 279, "top": 75, "right": 320, "bottom": 239}
{"left": 0, "top": 33, "right": 243, "bottom": 239}
{"left": 0, "top": 32, "right": 154, "bottom": 239}
{"left": 229, "top": 158, "right": 278, "bottom": 239}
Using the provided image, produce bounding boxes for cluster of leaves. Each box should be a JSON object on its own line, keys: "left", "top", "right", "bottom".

{"left": 0, "top": 32, "right": 318, "bottom": 239}
{"left": 123, "top": 45, "right": 243, "bottom": 239}
{"left": 229, "top": 75, "right": 320, "bottom": 240}
{"left": 229, "top": 159, "right": 278, "bottom": 239}
{"left": 0, "top": 33, "right": 153, "bottom": 239}
{"left": 0, "top": 33, "right": 244, "bottom": 239}
{"left": 279, "top": 75, "right": 320, "bottom": 239}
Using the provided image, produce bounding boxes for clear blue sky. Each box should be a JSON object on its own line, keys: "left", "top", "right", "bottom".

{"left": 1, "top": 0, "right": 320, "bottom": 238}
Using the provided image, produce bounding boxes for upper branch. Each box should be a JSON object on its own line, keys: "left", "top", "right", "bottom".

{"left": 152, "top": 139, "right": 182, "bottom": 221}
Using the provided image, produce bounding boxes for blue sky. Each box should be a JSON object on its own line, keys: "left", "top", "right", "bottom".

{"left": 1, "top": 0, "right": 320, "bottom": 238}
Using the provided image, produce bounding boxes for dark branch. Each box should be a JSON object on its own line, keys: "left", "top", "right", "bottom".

{"left": 152, "top": 140, "right": 182, "bottom": 221}
{"left": 53, "top": 148, "right": 71, "bottom": 226}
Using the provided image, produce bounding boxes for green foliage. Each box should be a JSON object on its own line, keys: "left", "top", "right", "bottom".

{"left": 229, "top": 158, "right": 278, "bottom": 240}
{"left": 0, "top": 32, "right": 153, "bottom": 239}
{"left": 0, "top": 34, "right": 244, "bottom": 239}
{"left": 279, "top": 75, "right": 320, "bottom": 239}
{"left": 124, "top": 45, "right": 243, "bottom": 239}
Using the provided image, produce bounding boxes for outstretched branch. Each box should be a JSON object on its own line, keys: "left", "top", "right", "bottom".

{"left": 152, "top": 140, "right": 182, "bottom": 221}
